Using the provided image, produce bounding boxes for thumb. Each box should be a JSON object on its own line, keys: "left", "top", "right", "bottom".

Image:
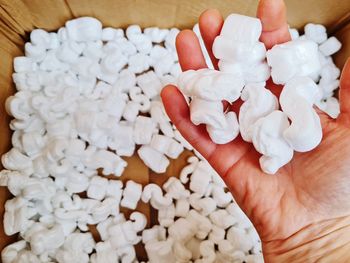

{"left": 338, "top": 58, "right": 350, "bottom": 125}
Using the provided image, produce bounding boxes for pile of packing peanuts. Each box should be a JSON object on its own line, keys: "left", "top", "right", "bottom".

{"left": 0, "top": 14, "right": 342, "bottom": 263}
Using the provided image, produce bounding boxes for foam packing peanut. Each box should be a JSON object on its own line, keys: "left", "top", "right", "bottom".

{"left": 175, "top": 198, "right": 190, "bottom": 218}
{"left": 136, "top": 71, "right": 163, "bottom": 99}
{"left": 168, "top": 218, "right": 197, "bottom": 242}
{"left": 126, "top": 25, "right": 152, "bottom": 54}
{"left": 219, "top": 14, "right": 262, "bottom": 43}
{"left": 133, "top": 116, "right": 157, "bottom": 145}
{"left": 209, "top": 209, "right": 236, "bottom": 229}
{"left": 150, "top": 134, "right": 184, "bottom": 159}
{"left": 117, "top": 245, "right": 137, "bottom": 263}
{"left": 66, "top": 17, "right": 102, "bottom": 42}
{"left": 13, "top": 57, "right": 37, "bottom": 73}
{"left": 190, "top": 98, "right": 226, "bottom": 129}
{"left": 137, "top": 145, "right": 169, "bottom": 173}
{"left": 55, "top": 232, "right": 95, "bottom": 263}
{"left": 130, "top": 212, "right": 147, "bottom": 232}
{"left": 120, "top": 180, "right": 142, "bottom": 210}
{"left": 213, "top": 14, "right": 269, "bottom": 83}
{"left": 142, "top": 183, "right": 173, "bottom": 209}
{"left": 158, "top": 203, "right": 176, "bottom": 227}
{"left": 173, "top": 242, "right": 192, "bottom": 262}
{"left": 206, "top": 111, "right": 240, "bottom": 144}
{"left": 24, "top": 42, "right": 46, "bottom": 61}
{"left": 178, "top": 69, "right": 244, "bottom": 102}
{"left": 87, "top": 176, "right": 109, "bottom": 200}
{"left": 108, "top": 222, "right": 139, "bottom": 249}
{"left": 196, "top": 240, "right": 216, "bottom": 263}
{"left": 213, "top": 39, "right": 266, "bottom": 65}
{"left": 304, "top": 23, "right": 327, "bottom": 44}
{"left": 316, "top": 97, "right": 340, "bottom": 119}
{"left": 319, "top": 36, "right": 342, "bottom": 56}
{"left": 266, "top": 39, "right": 321, "bottom": 84}
{"left": 189, "top": 161, "right": 213, "bottom": 197}
{"left": 252, "top": 110, "right": 294, "bottom": 174}
{"left": 90, "top": 241, "right": 119, "bottom": 263}
{"left": 29, "top": 224, "right": 65, "bottom": 255}
{"left": 186, "top": 210, "right": 212, "bottom": 240}
{"left": 1, "top": 240, "right": 27, "bottom": 263}
{"left": 144, "top": 27, "right": 169, "bottom": 43}
{"left": 239, "top": 82, "right": 279, "bottom": 142}
{"left": 186, "top": 238, "right": 201, "bottom": 260}
{"left": 145, "top": 238, "right": 175, "bottom": 263}
{"left": 163, "top": 177, "right": 190, "bottom": 200}
{"left": 142, "top": 225, "right": 166, "bottom": 244}
{"left": 280, "top": 77, "right": 322, "bottom": 152}
{"left": 211, "top": 185, "right": 232, "bottom": 208}
{"left": 226, "top": 226, "right": 255, "bottom": 253}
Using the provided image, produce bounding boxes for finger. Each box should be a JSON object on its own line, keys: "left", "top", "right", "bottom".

{"left": 199, "top": 9, "right": 224, "bottom": 69}
{"left": 257, "top": 0, "right": 291, "bottom": 49}
{"left": 176, "top": 30, "right": 207, "bottom": 71}
{"left": 338, "top": 58, "right": 350, "bottom": 125}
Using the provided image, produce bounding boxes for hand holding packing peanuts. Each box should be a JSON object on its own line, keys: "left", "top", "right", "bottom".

{"left": 161, "top": 0, "right": 350, "bottom": 261}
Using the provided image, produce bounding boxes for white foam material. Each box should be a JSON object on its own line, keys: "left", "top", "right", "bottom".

{"left": 266, "top": 39, "right": 321, "bottom": 84}
{"left": 239, "top": 82, "right": 279, "bottom": 142}
{"left": 252, "top": 110, "right": 294, "bottom": 174}
{"left": 280, "top": 77, "right": 322, "bottom": 152}
{"left": 7, "top": 14, "right": 346, "bottom": 263}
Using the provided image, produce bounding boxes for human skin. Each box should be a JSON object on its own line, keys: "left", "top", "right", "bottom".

{"left": 161, "top": 0, "right": 350, "bottom": 262}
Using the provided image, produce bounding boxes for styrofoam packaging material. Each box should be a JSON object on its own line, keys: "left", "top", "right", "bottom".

{"left": 3, "top": 13, "right": 342, "bottom": 263}
{"left": 252, "top": 110, "right": 294, "bottom": 174}
{"left": 304, "top": 23, "right": 327, "bottom": 44}
{"left": 316, "top": 97, "right": 340, "bottom": 119}
{"left": 280, "top": 77, "right": 322, "bottom": 152}
{"left": 206, "top": 111, "right": 240, "bottom": 144}
{"left": 212, "top": 14, "right": 270, "bottom": 83}
{"left": 137, "top": 145, "right": 170, "bottom": 173}
{"left": 189, "top": 98, "right": 226, "bottom": 128}
{"left": 66, "top": 17, "right": 103, "bottom": 42}
{"left": 178, "top": 68, "right": 245, "bottom": 102}
{"left": 239, "top": 82, "right": 279, "bottom": 142}
{"left": 121, "top": 180, "right": 142, "bottom": 210}
{"left": 266, "top": 39, "right": 321, "bottom": 84}
{"left": 319, "top": 36, "right": 342, "bottom": 56}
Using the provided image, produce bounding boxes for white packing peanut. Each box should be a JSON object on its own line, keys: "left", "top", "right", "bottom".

{"left": 150, "top": 134, "right": 184, "bottom": 159}
{"left": 87, "top": 176, "right": 109, "bottom": 200}
{"left": 266, "top": 39, "right": 321, "bottom": 84}
{"left": 252, "top": 110, "right": 294, "bottom": 174}
{"left": 66, "top": 17, "right": 103, "bottom": 42}
{"left": 137, "top": 145, "right": 170, "bottom": 173}
{"left": 142, "top": 183, "right": 173, "bottom": 209}
{"left": 120, "top": 180, "right": 142, "bottom": 210}
{"left": 158, "top": 203, "right": 176, "bottom": 227}
{"left": 280, "top": 76, "right": 322, "bottom": 152}
{"left": 319, "top": 36, "right": 342, "bottom": 56}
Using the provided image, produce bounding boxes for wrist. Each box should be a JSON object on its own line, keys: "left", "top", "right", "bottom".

{"left": 262, "top": 216, "right": 350, "bottom": 262}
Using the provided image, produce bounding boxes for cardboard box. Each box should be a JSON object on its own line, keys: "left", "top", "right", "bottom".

{"left": 0, "top": 0, "right": 349, "bottom": 259}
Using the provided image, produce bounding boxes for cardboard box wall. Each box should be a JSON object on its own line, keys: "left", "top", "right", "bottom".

{"left": 0, "top": 0, "right": 349, "bottom": 259}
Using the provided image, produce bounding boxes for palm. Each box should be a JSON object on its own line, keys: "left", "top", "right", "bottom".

{"left": 161, "top": 0, "right": 350, "bottom": 248}
{"left": 230, "top": 113, "right": 350, "bottom": 242}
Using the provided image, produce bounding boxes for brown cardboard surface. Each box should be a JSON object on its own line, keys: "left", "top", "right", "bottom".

{"left": 0, "top": 0, "right": 349, "bottom": 259}
{"left": 336, "top": 22, "right": 350, "bottom": 68}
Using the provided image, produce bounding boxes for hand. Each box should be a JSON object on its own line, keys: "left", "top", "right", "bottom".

{"left": 161, "top": 0, "right": 350, "bottom": 261}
